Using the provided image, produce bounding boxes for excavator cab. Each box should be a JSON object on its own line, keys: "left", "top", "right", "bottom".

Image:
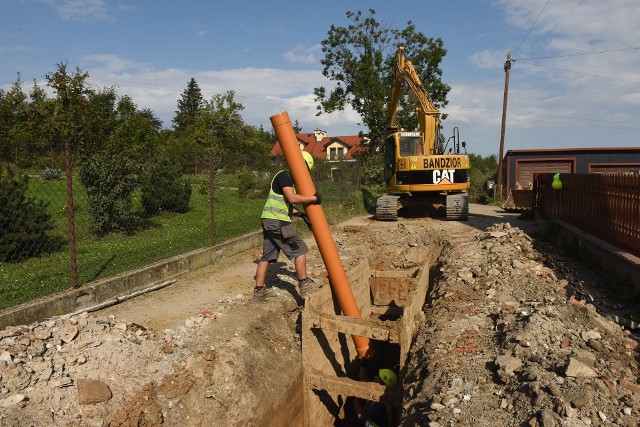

{"left": 399, "top": 134, "right": 423, "bottom": 156}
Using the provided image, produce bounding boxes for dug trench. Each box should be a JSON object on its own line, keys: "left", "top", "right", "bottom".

{"left": 0, "top": 204, "right": 638, "bottom": 426}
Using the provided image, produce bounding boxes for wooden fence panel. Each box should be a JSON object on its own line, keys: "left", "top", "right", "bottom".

{"left": 537, "top": 173, "right": 640, "bottom": 259}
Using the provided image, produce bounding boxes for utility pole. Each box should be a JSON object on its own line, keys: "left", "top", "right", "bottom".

{"left": 496, "top": 51, "right": 512, "bottom": 202}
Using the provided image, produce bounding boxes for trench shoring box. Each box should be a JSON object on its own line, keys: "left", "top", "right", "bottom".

{"left": 302, "top": 260, "right": 429, "bottom": 426}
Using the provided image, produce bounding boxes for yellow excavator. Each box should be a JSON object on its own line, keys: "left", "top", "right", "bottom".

{"left": 376, "top": 46, "right": 470, "bottom": 221}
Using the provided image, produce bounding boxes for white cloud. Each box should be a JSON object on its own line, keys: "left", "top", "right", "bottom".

{"left": 80, "top": 55, "right": 361, "bottom": 134}
{"left": 282, "top": 44, "right": 321, "bottom": 64}
{"left": 43, "top": 0, "right": 116, "bottom": 22}
{"left": 469, "top": 49, "right": 506, "bottom": 70}
{"left": 0, "top": 45, "right": 36, "bottom": 54}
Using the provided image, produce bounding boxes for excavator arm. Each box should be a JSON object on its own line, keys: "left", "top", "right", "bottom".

{"left": 386, "top": 46, "right": 441, "bottom": 155}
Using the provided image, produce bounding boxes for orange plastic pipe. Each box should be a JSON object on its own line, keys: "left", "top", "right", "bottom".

{"left": 270, "top": 111, "right": 371, "bottom": 359}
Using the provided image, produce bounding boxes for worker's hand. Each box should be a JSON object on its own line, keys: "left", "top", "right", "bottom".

{"left": 300, "top": 213, "right": 313, "bottom": 231}
{"left": 313, "top": 192, "right": 322, "bottom": 205}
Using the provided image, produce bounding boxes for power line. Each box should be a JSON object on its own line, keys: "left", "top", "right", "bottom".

{"left": 458, "top": 108, "right": 640, "bottom": 129}
{"left": 514, "top": 0, "right": 551, "bottom": 56}
{"left": 522, "top": 62, "right": 640, "bottom": 85}
{"left": 518, "top": 45, "right": 640, "bottom": 61}
{"left": 524, "top": 0, "right": 585, "bottom": 53}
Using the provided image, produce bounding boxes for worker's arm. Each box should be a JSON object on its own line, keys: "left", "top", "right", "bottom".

{"left": 282, "top": 186, "right": 317, "bottom": 205}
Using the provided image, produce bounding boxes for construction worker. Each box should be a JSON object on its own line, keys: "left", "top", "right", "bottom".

{"left": 353, "top": 365, "right": 398, "bottom": 427}
{"left": 253, "top": 150, "right": 321, "bottom": 301}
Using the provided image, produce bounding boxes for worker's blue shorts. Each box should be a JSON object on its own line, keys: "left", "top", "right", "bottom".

{"left": 260, "top": 219, "right": 308, "bottom": 262}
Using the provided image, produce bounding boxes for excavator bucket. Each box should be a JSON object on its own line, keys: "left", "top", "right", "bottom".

{"left": 502, "top": 189, "right": 534, "bottom": 211}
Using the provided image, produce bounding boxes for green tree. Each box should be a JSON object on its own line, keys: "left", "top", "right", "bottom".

{"left": 10, "top": 81, "right": 59, "bottom": 168}
{"left": 468, "top": 153, "right": 498, "bottom": 203}
{"left": 314, "top": 9, "right": 450, "bottom": 146}
{"left": 0, "top": 76, "right": 28, "bottom": 164}
{"left": 46, "top": 63, "right": 159, "bottom": 236}
{"left": 80, "top": 95, "right": 157, "bottom": 236}
{"left": 239, "top": 124, "right": 276, "bottom": 171}
{"left": 141, "top": 152, "right": 192, "bottom": 215}
{"left": 173, "top": 77, "right": 204, "bottom": 131}
{"left": 139, "top": 108, "right": 163, "bottom": 132}
{"left": 190, "top": 90, "right": 245, "bottom": 169}
{"left": 0, "top": 169, "right": 54, "bottom": 262}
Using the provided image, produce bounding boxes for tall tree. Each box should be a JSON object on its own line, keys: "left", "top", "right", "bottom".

{"left": 173, "top": 77, "right": 204, "bottom": 131}
{"left": 0, "top": 76, "right": 27, "bottom": 163}
{"left": 46, "top": 62, "right": 92, "bottom": 154}
{"left": 190, "top": 90, "right": 246, "bottom": 169}
{"left": 314, "top": 9, "right": 450, "bottom": 146}
{"left": 139, "top": 108, "right": 163, "bottom": 132}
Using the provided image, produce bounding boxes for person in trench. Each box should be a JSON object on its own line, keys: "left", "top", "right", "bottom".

{"left": 253, "top": 150, "right": 322, "bottom": 301}
{"left": 353, "top": 361, "right": 399, "bottom": 427}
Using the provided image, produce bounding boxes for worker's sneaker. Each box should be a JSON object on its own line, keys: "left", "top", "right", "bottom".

{"left": 298, "top": 277, "right": 322, "bottom": 297}
{"left": 252, "top": 286, "right": 270, "bottom": 301}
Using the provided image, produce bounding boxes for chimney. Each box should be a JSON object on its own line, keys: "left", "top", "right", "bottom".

{"left": 313, "top": 129, "right": 326, "bottom": 142}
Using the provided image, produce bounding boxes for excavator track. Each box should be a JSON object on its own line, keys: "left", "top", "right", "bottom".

{"left": 375, "top": 194, "right": 401, "bottom": 221}
{"left": 446, "top": 193, "right": 469, "bottom": 221}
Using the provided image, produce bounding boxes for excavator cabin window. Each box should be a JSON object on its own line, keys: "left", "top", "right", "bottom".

{"left": 399, "top": 136, "right": 424, "bottom": 157}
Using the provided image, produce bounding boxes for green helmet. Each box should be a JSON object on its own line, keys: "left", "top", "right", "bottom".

{"left": 302, "top": 150, "right": 314, "bottom": 170}
{"left": 378, "top": 369, "right": 398, "bottom": 388}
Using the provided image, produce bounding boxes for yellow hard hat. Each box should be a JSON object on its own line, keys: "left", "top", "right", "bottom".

{"left": 378, "top": 369, "right": 398, "bottom": 388}
{"left": 301, "top": 150, "right": 314, "bottom": 170}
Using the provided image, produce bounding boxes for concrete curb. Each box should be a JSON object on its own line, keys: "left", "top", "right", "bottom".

{"left": 0, "top": 229, "right": 263, "bottom": 330}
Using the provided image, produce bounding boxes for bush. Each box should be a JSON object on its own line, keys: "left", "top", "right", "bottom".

{"left": 141, "top": 155, "right": 192, "bottom": 215}
{"left": 41, "top": 168, "right": 62, "bottom": 180}
{"left": 360, "top": 153, "right": 384, "bottom": 186}
{"left": 0, "top": 169, "right": 55, "bottom": 262}
{"left": 236, "top": 168, "right": 268, "bottom": 199}
{"left": 81, "top": 155, "right": 141, "bottom": 236}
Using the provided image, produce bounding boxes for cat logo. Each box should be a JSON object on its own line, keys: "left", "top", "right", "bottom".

{"left": 410, "top": 157, "right": 417, "bottom": 170}
{"left": 433, "top": 169, "right": 455, "bottom": 184}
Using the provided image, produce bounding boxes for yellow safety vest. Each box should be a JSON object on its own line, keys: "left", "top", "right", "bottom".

{"left": 261, "top": 171, "right": 291, "bottom": 222}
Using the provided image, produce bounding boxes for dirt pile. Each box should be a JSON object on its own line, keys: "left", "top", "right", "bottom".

{"left": 402, "top": 222, "right": 639, "bottom": 427}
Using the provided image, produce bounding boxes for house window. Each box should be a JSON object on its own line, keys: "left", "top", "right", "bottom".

{"left": 329, "top": 147, "right": 345, "bottom": 160}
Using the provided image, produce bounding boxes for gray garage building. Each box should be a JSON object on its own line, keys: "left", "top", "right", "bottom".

{"left": 502, "top": 147, "right": 640, "bottom": 193}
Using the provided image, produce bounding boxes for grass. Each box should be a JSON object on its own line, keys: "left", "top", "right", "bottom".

{"left": 0, "top": 174, "right": 367, "bottom": 309}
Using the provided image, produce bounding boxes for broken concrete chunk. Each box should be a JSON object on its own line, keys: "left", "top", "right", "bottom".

{"left": 77, "top": 379, "right": 112, "bottom": 405}
{"left": 1, "top": 394, "right": 26, "bottom": 407}
{"left": 59, "top": 326, "right": 78, "bottom": 344}
{"left": 565, "top": 358, "right": 597, "bottom": 378}
{"left": 0, "top": 351, "right": 13, "bottom": 363}
{"left": 580, "top": 329, "right": 601, "bottom": 341}
{"left": 495, "top": 354, "right": 522, "bottom": 377}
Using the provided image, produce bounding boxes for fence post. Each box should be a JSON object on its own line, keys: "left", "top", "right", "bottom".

{"left": 64, "top": 141, "right": 78, "bottom": 288}
{"left": 209, "top": 156, "right": 215, "bottom": 245}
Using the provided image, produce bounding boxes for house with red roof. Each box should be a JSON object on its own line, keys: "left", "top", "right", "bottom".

{"left": 269, "top": 129, "right": 367, "bottom": 161}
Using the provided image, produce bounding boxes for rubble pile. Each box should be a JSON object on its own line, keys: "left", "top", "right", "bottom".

{"left": 0, "top": 310, "right": 223, "bottom": 425}
{"left": 402, "top": 223, "right": 639, "bottom": 427}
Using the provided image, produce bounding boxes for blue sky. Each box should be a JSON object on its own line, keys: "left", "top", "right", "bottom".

{"left": 2, "top": 0, "right": 639, "bottom": 157}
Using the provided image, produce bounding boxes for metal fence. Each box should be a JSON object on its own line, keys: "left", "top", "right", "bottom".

{"left": 537, "top": 172, "right": 640, "bottom": 259}
{"left": 0, "top": 146, "right": 364, "bottom": 310}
